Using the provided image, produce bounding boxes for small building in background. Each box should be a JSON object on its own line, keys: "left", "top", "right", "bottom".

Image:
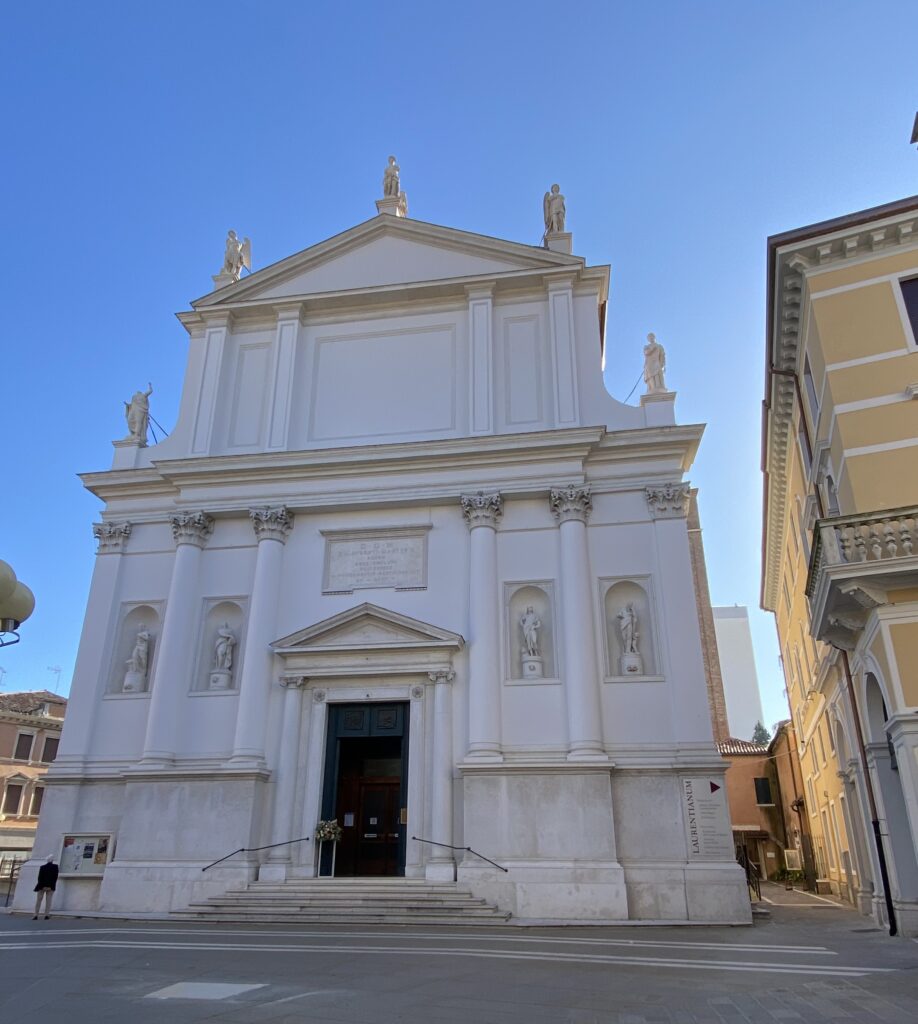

{"left": 713, "top": 606, "right": 765, "bottom": 741}
{"left": 0, "top": 691, "right": 67, "bottom": 876}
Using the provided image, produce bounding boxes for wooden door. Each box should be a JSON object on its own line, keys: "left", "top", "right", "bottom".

{"left": 355, "top": 780, "right": 401, "bottom": 876}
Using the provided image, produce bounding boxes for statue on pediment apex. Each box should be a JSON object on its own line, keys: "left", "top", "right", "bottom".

{"left": 543, "top": 183, "right": 566, "bottom": 236}
{"left": 221, "top": 230, "right": 251, "bottom": 282}
{"left": 383, "top": 155, "right": 400, "bottom": 197}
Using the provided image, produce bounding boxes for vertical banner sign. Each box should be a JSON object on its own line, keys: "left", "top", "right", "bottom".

{"left": 682, "top": 778, "right": 733, "bottom": 859}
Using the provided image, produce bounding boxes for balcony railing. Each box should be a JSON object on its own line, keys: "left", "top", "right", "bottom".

{"left": 806, "top": 505, "right": 918, "bottom": 646}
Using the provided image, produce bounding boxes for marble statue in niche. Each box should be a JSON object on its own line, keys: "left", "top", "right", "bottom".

{"left": 123, "top": 384, "right": 153, "bottom": 445}
{"left": 543, "top": 183, "right": 566, "bottom": 237}
{"left": 122, "top": 625, "right": 151, "bottom": 692}
{"left": 519, "top": 605, "right": 544, "bottom": 679}
{"left": 209, "top": 623, "right": 236, "bottom": 690}
{"left": 617, "top": 603, "right": 643, "bottom": 675}
{"left": 221, "top": 230, "right": 251, "bottom": 282}
{"left": 643, "top": 333, "right": 667, "bottom": 394}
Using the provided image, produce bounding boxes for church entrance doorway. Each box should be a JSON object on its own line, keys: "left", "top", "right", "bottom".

{"left": 320, "top": 702, "right": 408, "bottom": 877}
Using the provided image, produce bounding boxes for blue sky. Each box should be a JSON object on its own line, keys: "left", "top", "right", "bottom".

{"left": 2, "top": 1, "right": 916, "bottom": 732}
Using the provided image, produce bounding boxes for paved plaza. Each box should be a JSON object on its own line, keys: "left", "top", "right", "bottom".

{"left": 0, "top": 884, "right": 916, "bottom": 1023}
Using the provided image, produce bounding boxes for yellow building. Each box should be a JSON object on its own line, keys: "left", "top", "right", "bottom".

{"left": 763, "top": 195, "right": 918, "bottom": 936}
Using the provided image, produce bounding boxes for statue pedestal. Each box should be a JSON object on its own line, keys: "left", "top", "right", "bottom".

{"left": 521, "top": 655, "right": 544, "bottom": 679}
{"left": 211, "top": 270, "right": 235, "bottom": 290}
{"left": 209, "top": 669, "right": 233, "bottom": 691}
{"left": 376, "top": 194, "right": 408, "bottom": 218}
{"left": 122, "top": 670, "right": 146, "bottom": 693}
{"left": 619, "top": 653, "right": 644, "bottom": 676}
{"left": 544, "top": 231, "right": 572, "bottom": 255}
{"left": 111, "top": 438, "right": 145, "bottom": 471}
{"left": 640, "top": 390, "right": 676, "bottom": 427}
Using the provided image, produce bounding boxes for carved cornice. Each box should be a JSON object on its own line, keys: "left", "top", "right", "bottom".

{"left": 250, "top": 505, "right": 293, "bottom": 543}
{"left": 170, "top": 511, "right": 214, "bottom": 548}
{"left": 645, "top": 483, "right": 691, "bottom": 519}
{"left": 763, "top": 199, "right": 918, "bottom": 610}
{"left": 93, "top": 521, "right": 132, "bottom": 553}
{"left": 461, "top": 491, "right": 502, "bottom": 529}
{"left": 550, "top": 484, "right": 592, "bottom": 524}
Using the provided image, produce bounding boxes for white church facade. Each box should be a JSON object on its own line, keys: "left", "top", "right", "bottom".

{"left": 17, "top": 173, "right": 749, "bottom": 923}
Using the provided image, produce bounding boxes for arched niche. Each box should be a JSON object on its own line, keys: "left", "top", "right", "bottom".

{"left": 864, "top": 672, "right": 890, "bottom": 745}
{"left": 109, "top": 604, "right": 161, "bottom": 694}
{"left": 506, "top": 583, "right": 556, "bottom": 680}
{"left": 195, "top": 600, "right": 245, "bottom": 692}
{"left": 603, "top": 579, "right": 656, "bottom": 678}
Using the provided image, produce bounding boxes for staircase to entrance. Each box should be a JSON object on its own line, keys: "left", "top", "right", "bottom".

{"left": 173, "top": 878, "right": 512, "bottom": 925}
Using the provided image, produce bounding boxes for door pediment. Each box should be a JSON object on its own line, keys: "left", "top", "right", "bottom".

{"left": 272, "top": 603, "right": 463, "bottom": 679}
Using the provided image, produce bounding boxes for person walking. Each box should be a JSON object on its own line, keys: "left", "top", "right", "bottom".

{"left": 33, "top": 855, "right": 58, "bottom": 920}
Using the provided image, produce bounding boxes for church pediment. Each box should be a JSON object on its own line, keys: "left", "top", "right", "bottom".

{"left": 193, "top": 216, "right": 582, "bottom": 307}
{"left": 272, "top": 603, "right": 464, "bottom": 653}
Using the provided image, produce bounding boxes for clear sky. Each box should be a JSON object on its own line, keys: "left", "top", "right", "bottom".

{"left": 2, "top": 2, "right": 916, "bottom": 732}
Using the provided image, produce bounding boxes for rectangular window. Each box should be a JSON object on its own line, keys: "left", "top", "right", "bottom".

{"left": 754, "top": 777, "right": 774, "bottom": 806}
{"left": 828, "top": 722, "right": 836, "bottom": 753}
{"left": 821, "top": 809, "right": 837, "bottom": 870}
{"left": 803, "top": 355, "right": 820, "bottom": 425}
{"left": 900, "top": 276, "right": 918, "bottom": 343}
{"left": 2, "top": 784, "right": 23, "bottom": 815}
{"left": 798, "top": 425, "right": 812, "bottom": 476}
{"left": 30, "top": 787, "right": 44, "bottom": 816}
{"left": 13, "top": 734, "right": 33, "bottom": 761}
{"left": 41, "top": 737, "right": 59, "bottom": 763}
{"left": 817, "top": 725, "right": 827, "bottom": 766}
{"left": 806, "top": 777, "right": 817, "bottom": 817}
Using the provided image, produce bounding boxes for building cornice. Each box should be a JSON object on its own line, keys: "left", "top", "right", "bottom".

{"left": 761, "top": 196, "right": 918, "bottom": 611}
{"left": 80, "top": 424, "right": 704, "bottom": 509}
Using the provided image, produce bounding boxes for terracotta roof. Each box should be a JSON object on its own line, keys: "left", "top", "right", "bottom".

{"left": 718, "top": 737, "right": 770, "bottom": 756}
{"left": 0, "top": 691, "right": 68, "bottom": 716}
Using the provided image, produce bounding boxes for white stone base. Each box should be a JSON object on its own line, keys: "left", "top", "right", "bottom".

{"left": 257, "top": 862, "right": 290, "bottom": 882}
{"left": 425, "top": 859, "right": 457, "bottom": 882}
{"left": 460, "top": 860, "right": 627, "bottom": 921}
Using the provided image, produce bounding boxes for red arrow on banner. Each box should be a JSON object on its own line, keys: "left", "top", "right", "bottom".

{"left": 710, "top": 782, "right": 721, "bottom": 793}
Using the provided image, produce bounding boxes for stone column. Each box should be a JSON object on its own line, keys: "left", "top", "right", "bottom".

{"left": 230, "top": 506, "right": 293, "bottom": 766}
{"left": 260, "top": 674, "right": 307, "bottom": 881}
{"left": 550, "top": 485, "right": 606, "bottom": 761}
{"left": 142, "top": 512, "right": 214, "bottom": 763}
{"left": 426, "top": 669, "right": 456, "bottom": 880}
{"left": 56, "top": 522, "right": 132, "bottom": 768}
{"left": 301, "top": 688, "right": 328, "bottom": 877}
{"left": 461, "top": 492, "right": 503, "bottom": 761}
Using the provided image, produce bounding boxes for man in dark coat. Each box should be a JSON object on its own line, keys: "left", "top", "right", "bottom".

{"left": 33, "top": 855, "right": 58, "bottom": 919}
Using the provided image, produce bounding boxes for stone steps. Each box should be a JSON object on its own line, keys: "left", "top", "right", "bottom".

{"left": 173, "top": 878, "right": 512, "bottom": 925}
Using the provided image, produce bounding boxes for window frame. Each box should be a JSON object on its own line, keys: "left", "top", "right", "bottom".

{"left": 12, "top": 732, "right": 34, "bottom": 762}
{"left": 2, "top": 783, "right": 24, "bottom": 816}
{"left": 41, "top": 736, "right": 59, "bottom": 763}
{"left": 754, "top": 776, "right": 775, "bottom": 807}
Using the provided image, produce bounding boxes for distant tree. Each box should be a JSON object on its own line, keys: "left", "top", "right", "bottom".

{"left": 751, "top": 720, "right": 771, "bottom": 744}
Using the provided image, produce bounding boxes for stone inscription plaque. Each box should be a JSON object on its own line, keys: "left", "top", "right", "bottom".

{"left": 323, "top": 528, "right": 429, "bottom": 593}
{"left": 681, "top": 777, "right": 734, "bottom": 859}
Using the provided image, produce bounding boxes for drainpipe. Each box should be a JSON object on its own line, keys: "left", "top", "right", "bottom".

{"left": 769, "top": 365, "right": 897, "bottom": 936}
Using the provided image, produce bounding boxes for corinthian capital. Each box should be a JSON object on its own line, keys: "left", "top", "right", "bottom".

{"left": 93, "top": 520, "right": 132, "bottom": 553}
{"left": 170, "top": 511, "right": 214, "bottom": 548}
{"left": 550, "top": 484, "right": 592, "bottom": 524}
{"left": 250, "top": 505, "right": 293, "bottom": 543}
{"left": 645, "top": 483, "right": 691, "bottom": 519}
{"left": 460, "top": 491, "right": 502, "bottom": 529}
{"left": 427, "top": 669, "right": 456, "bottom": 684}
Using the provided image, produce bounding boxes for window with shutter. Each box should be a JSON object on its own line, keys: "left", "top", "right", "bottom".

{"left": 13, "top": 734, "right": 33, "bottom": 761}
{"left": 754, "top": 777, "right": 774, "bottom": 806}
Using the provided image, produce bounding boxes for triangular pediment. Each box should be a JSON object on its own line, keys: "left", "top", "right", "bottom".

{"left": 272, "top": 603, "right": 464, "bottom": 652}
{"left": 194, "top": 216, "right": 581, "bottom": 307}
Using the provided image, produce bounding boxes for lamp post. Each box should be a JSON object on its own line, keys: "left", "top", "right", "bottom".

{"left": 0, "top": 559, "right": 36, "bottom": 648}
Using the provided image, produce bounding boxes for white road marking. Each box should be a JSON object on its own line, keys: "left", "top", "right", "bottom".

{"left": 146, "top": 981, "right": 265, "bottom": 1000}
{"left": 0, "top": 939, "right": 890, "bottom": 977}
{"left": 0, "top": 926, "right": 836, "bottom": 955}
